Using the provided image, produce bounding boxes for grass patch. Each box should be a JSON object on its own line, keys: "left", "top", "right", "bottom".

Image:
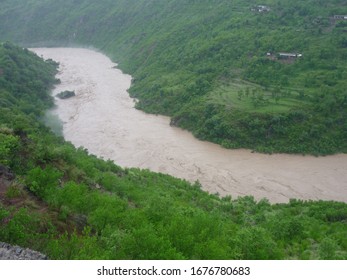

{"left": 207, "top": 79, "right": 308, "bottom": 113}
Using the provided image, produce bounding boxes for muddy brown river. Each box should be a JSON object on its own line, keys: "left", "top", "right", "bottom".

{"left": 31, "top": 48, "right": 347, "bottom": 203}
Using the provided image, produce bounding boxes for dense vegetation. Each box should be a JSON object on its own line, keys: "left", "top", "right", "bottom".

{"left": 0, "top": 43, "right": 346, "bottom": 259}
{"left": 0, "top": 0, "right": 346, "bottom": 154}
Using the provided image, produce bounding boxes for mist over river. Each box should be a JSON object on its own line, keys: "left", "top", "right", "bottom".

{"left": 32, "top": 48, "right": 347, "bottom": 203}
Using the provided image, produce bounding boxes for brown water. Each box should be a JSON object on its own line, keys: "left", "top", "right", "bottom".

{"left": 32, "top": 48, "right": 347, "bottom": 203}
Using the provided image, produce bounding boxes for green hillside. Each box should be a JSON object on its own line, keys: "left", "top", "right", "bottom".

{"left": 0, "top": 0, "right": 346, "bottom": 154}
{"left": 0, "top": 43, "right": 346, "bottom": 259}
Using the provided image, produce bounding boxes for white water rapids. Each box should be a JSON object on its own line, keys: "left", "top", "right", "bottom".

{"left": 32, "top": 48, "right": 347, "bottom": 203}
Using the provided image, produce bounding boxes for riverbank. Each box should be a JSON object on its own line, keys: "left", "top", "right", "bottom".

{"left": 32, "top": 48, "right": 347, "bottom": 203}
{"left": 1, "top": 44, "right": 346, "bottom": 260}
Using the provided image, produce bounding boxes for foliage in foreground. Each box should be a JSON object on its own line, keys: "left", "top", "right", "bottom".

{"left": 0, "top": 43, "right": 346, "bottom": 260}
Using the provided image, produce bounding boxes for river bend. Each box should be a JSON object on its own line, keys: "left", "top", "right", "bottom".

{"left": 32, "top": 48, "right": 347, "bottom": 203}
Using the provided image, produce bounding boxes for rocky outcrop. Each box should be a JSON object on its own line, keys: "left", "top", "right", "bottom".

{"left": 0, "top": 242, "right": 48, "bottom": 260}
{"left": 0, "top": 165, "right": 15, "bottom": 197}
{"left": 56, "top": 90, "right": 75, "bottom": 99}
{"left": 0, "top": 165, "right": 15, "bottom": 181}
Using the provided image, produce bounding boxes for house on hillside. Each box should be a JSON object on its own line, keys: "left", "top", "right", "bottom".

{"left": 278, "top": 52, "right": 303, "bottom": 59}
{"left": 334, "top": 15, "right": 347, "bottom": 20}
{"left": 266, "top": 52, "right": 303, "bottom": 63}
{"left": 251, "top": 5, "right": 271, "bottom": 13}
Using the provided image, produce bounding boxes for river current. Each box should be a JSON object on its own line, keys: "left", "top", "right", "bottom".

{"left": 32, "top": 48, "right": 347, "bottom": 203}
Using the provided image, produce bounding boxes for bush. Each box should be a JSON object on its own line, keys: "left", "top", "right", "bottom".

{"left": 26, "top": 166, "right": 63, "bottom": 198}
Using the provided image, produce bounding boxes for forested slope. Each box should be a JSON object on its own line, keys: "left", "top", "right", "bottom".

{"left": 0, "top": 43, "right": 346, "bottom": 259}
{"left": 0, "top": 0, "right": 346, "bottom": 154}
